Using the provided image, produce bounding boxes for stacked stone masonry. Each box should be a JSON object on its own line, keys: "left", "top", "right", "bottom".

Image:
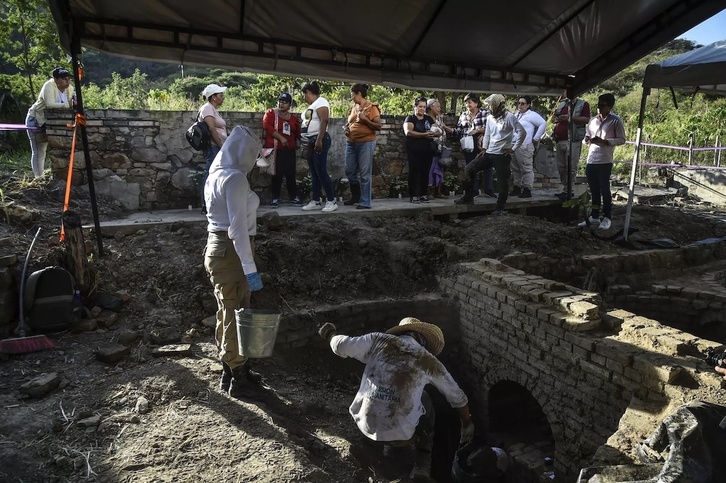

{"left": 439, "top": 258, "right": 723, "bottom": 480}
{"left": 44, "top": 108, "right": 560, "bottom": 211}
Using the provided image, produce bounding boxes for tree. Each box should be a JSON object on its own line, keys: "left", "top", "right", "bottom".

{"left": 0, "top": 0, "right": 67, "bottom": 105}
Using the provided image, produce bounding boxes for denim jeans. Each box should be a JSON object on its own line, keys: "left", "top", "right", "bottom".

{"left": 585, "top": 163, "right": 613, "bottom": 219}
{"left": 26, "top": 114, "right": 47, "bottom": 178}
{"left": 345, "top": 140, "right": 376, "bottom": 207}
{"left": 306, "top": 133, "right": 334, "bottom": 202}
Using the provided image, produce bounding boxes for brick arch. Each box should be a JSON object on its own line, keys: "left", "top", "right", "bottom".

{"left": 479, "top": 364, "right": 565, "bottom": 463}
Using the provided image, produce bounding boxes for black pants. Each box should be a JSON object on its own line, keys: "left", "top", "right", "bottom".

{"left": 464, "top": 153, "right": 511, "bottom": 209}
{"left": 407, "top": 149, "right": 433, "bottom": 199}
{"left": 271, "top": 149, "right": 297, "bottom": 201}
{"left": 585, "top": 163, "right": 612, "bottom": 219}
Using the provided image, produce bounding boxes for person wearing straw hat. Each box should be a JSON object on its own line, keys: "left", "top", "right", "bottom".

{"left": 318, "top": 317, "right": 474, "bottom": 480}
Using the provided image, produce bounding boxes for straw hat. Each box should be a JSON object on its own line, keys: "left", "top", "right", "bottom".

{"left": 386, "top": 317, "right": 445, "bottom": 355}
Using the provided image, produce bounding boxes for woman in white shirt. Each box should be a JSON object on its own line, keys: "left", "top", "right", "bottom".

{"left": 511, "top": 96, "right": 546, "bottom": 198}
{"left": 25, "top": 67, "right": 75, "bottom": 178}
{"left": 300, "top": 81, "right": 337, "bottom": 212}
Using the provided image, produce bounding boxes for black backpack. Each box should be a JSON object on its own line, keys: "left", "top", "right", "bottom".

{"left": 186, "top": 113, "right": 211, "bottom": 151}
{"left": 23, "top": 266, "right": 76, "bottom": 332}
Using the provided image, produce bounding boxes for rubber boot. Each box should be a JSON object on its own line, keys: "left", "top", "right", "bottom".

{"left": 229, "top": 364, "right": 267, "bottom": 400}
{"left": 220, "top": 362, "right": 233, "bottom": 392}
{"left": 410, "top": 432, "right": 434, "bottom": 481}
{"left": 518, "top": 187, "right": 532, "bottom": 198}
{"left": 243, "top": 360, "right": 263, "bottom": 384}
{"left": 344, "top": 183, "right": 361, "bottom": 206}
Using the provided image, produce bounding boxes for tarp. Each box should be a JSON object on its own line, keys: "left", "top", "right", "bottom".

{"left": 643, "top": 40, "right": 726, "bottom": 94}
{"left": 46, "top": 0, "right": 726, "bottom": 96}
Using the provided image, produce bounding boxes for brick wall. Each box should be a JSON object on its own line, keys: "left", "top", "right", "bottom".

{"left": 439, "top": 258, "right": 723, "bottom": 480}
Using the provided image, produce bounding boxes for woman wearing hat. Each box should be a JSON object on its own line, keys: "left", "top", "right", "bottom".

{"left": 318, "top": 317, "right": 474, "bottom": 480}
{"left": 26, "top": 67, "right": 75, "bottom": 178}
{"left": 456, "top": 93, "right": 494, "bottom": 197}
{"left": 199, "top": 84, "right": 228, "bottom": 211}
{"left": 263, "top": 93, "right": 302, "bottom": 207}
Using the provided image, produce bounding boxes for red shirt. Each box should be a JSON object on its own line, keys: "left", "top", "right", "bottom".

{"left": 263, "top": 109, "right": 300, "bottom": 150}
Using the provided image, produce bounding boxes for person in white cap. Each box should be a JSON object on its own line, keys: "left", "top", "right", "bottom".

{"left": 25, "top": 67, "right": 75, "bottom": 177}
{"left": 319, "top": 317, "right": 474, "bottom": 480}
{"left": 199, "top": 83, "right": 228, "bottom": 212}
{"left": 204, "top": 125, "right": 268, "bottom": 401}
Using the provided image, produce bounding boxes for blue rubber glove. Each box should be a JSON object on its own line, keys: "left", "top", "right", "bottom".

{"left": 245, "top": 272, "right": 263, "bottom": 292}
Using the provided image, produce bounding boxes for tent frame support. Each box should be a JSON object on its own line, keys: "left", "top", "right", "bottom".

{"left": 623, "top": 87, "right": 650, "bottom": 241}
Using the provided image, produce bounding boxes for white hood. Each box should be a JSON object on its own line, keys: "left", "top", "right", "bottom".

{"left": 209, "top": 125, "right": 261, "bottom": 174}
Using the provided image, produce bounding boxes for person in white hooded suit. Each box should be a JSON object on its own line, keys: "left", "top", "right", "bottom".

{"left": 204, "top": 125, "right": 267, "bottom": 400}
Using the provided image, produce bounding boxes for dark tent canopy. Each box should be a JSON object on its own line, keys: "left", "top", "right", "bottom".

{"left": 47, "top": 0, "right": 725, "bottom": 96}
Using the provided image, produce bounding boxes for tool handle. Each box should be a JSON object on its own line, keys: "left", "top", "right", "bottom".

{"left": 17, "top": 227, "right": 42, "bottom": 337}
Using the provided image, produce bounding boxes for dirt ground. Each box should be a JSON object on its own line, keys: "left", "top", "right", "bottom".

{"left": 2, "top": 175, "right": 726, "bottom": 483}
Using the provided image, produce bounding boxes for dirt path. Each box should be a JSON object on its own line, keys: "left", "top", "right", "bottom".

{"left": 2, "top": 177, "right": 726, "bottom": 482}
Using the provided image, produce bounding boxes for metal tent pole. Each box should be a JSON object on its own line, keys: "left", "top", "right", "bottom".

{"left": 70, "top": 25, "right": 104, "bottom": 257}
{"left": 623, "top": 87, "right": 649, "bottom": 241}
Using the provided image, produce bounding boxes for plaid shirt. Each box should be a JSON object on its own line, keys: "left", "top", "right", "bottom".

{"left": 455, "top": 109, "right": 488, "bottom": 137}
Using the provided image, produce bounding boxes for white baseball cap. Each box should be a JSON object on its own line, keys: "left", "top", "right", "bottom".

{"left": 202, "top": 84, "right": 227, "bottom": 99}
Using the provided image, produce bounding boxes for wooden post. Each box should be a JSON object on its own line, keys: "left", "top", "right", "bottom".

{"left": 716, "top": 135, "right": 721, "bottom": 167}
{"left": 61, "top": 210, "right": 92, "bottom": 295}
{"left": 688, "top": 133, "right": 694, "bottom": 165}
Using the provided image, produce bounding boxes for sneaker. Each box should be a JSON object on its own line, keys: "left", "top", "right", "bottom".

{"left": 509, "top": 186, "right": 521, "bottom": 196}
{"left": 518, "top": 188, "right": 532, "bottom": 198}
{"left": 322, "top": 200, "right": 338, "bottom": 212}
{"left": 270, "top": 199, "right": 279, "bottom": 208}
{"left": 420, "top": 195, "right": 430, "bottom": 203}
{"left": 493, "top": 209, "right": 508, "bottom": 216}
{"left": 483, "top": 189, "right": 496, "bottom": 198}
{"left": 577, "top": 216, "right": 601, "bottom": 228}
{"left": 454, "top": 196, "right": 474, "bottom": 205}
{"left": 598, "top": 217, "right": 612, "bottom": 230}
{"left": 411, "top": 197, "right": 421, "bottom": 204}
{"left": 356, "top": 204, "right": 371, "bottom": 210}
{"left": 291, "top": 197, "right": 302, "bottom": 206}
{"left": 302, "top": 200, "right": 322, "bottom": 211}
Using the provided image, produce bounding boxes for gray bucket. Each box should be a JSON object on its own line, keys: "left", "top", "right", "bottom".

{"left": 234, "top": 308, "right": 281, "bottom": 358}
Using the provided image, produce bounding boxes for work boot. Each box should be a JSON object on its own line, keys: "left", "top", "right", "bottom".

{"left": 518, "top": 187, "right": 532, "bottom": 198}
{"left": 410, "top": 434, "right": 434, "bottom": 481}
{"left": 509, "top": 186, "right": 521, "bottom": 196}
{"left": 344, "top": 183, "right": 361, "bottom": 206}
{"left": 220, "top": 362, "right": 233, "bottom": 392}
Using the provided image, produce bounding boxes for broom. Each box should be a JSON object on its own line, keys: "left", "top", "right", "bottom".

{"left": 0, "top": 227, "right": 55, "bottom": 354}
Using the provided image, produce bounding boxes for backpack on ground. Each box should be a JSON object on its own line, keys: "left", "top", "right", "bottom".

{"left": 23, "top": 267, "right": 75, "bottom": 332}
{"left": 185, "top": 113, "right": 211, "bottom": 151}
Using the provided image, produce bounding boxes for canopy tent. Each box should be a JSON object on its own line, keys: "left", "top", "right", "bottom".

{"left": 624, "top": 39, "right": 726, "bottom": 240}
{"left": 47, "top": 0, "right": 725, "bottom": 97}
{"left": 42, "top": 0, "right": 726, "bottom": 254}
{"left": 642, "top": 39, "right": 726, "bottom": 95}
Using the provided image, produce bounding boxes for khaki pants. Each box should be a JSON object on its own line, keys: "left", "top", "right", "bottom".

{"left": 512, "top": 143, "right": 535, "bottom": 189}
{"left": 556, "top": 140, "right": 583, "bottom": 190}
{"left": 204, "top": 232, "right": 253, "bottom": 370}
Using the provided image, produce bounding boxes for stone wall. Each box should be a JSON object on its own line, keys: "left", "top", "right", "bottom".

{"left": 439, "top": 258, "right": 722, "bottom": 480}
{"left": 44, "top": 108, "right": 560, "bottom": 211}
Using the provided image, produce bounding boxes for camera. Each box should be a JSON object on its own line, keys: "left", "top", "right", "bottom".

{"left": 703, "top": 348, "right": 726, "bottom": 368}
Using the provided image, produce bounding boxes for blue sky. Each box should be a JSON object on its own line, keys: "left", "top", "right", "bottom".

{"left": 677, "top": 8, "right": 726, "bottom": 46}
